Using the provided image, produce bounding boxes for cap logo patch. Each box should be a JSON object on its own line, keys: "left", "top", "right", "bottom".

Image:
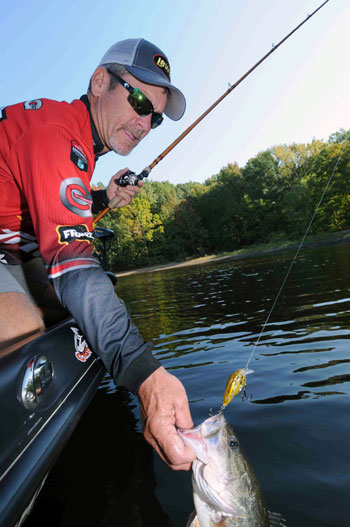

{"left": 154, "top": 55, "right": 170, "bottom": 80}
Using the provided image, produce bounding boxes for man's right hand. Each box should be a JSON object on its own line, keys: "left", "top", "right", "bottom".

{"left": 106, "top": 168, "right": 143, "bottom": 209}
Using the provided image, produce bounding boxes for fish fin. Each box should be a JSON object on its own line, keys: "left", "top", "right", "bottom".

{"left": 268, "top": 510, "right": 287, "bottom": 526}
{"left": 186, "top": 510, "right": 199, "bottom": 527}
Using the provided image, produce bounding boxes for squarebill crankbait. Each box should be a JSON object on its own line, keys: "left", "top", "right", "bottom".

{"left": 221, "top": 368, "right": 254, "bottom": 410}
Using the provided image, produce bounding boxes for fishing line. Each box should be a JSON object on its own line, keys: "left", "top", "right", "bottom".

{"left": 244, "top": 138, "right": 349, "bottom": 372}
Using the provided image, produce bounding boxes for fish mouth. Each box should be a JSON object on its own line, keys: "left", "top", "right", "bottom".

{"left": 178, "top": 412, "right": 226, "bottom": 464}
{"left": 179, "top": 413, "right": 237, "bottom": 516}
{"left": 201, "top": 412, "right": 226, "bottom": 437}
{"left": 178, "top": 425, "right": 209, "bottom": 464}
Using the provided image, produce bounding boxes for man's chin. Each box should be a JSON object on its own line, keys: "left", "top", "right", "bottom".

{"left": 112, "top": 148, "right": 129, "bottom": 156}
{"left": 109, "top": 137, "right": 140, "bottom": 156}
{"left": 109, "top": 139, "right": 136, "bottom": 156}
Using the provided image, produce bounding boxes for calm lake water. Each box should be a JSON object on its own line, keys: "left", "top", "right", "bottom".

{"left": 25, "top": 242, "right": 350, "bottom": 527}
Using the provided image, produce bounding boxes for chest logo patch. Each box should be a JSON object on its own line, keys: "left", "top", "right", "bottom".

{"left": 70, "top": 141, "right": 88, "bottom": 172}
{"left": 60, "top": 177, "right": 92, "bottom": 218}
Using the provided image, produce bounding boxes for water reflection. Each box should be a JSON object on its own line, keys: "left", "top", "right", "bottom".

{"left": 115, "top": 243, "right": 350, "bottom": 526}
{"left": 116, "top": 245, "right": 350, "bottom": 409}
{"left": 253, "top": 389, "right": 346, "bottom": 404}
{"left": 294, "top": 359, "right": 350, "bottom": 372}
{"left": 303, "top": 374, "right": 350, "bottom": 388}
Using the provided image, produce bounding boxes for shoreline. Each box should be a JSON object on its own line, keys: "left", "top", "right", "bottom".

{"left": 117, "top": 230, "right": 350, "bottom": 277}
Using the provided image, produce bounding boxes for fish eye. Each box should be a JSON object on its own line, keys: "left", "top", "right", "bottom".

{"left": 229, "top": 437, "right": 238, "bottom": 449}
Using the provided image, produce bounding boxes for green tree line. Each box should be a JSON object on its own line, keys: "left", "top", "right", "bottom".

{"left": 96, "top": 129, "right": 350, "bottom": 272}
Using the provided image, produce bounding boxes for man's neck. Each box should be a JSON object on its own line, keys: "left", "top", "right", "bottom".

{"left": 80, "top": 94, "right": 109, "bottom": 156}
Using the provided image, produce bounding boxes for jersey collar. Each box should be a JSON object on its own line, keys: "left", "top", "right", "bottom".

{"left": 80, "top": 94, "right": 105, "bottom": 156}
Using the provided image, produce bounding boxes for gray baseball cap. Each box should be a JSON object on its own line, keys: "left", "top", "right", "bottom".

{"left": 98, "top": 38, "right": 186, "bottom": 121}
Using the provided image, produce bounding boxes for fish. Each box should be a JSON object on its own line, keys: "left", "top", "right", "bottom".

{"left": 178, "top": 412, "right": 286, "bottom": 527}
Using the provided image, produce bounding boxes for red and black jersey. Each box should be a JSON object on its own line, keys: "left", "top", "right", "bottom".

{"left": 0, "top": 97, "right": 99, "bottom": 275}
{"left": 0, "top": 96, "right": 160, "bottom": 392}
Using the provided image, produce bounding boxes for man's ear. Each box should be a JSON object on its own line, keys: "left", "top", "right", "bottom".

{"left": 90, "top": 67, "right": 110, "bottom": 96}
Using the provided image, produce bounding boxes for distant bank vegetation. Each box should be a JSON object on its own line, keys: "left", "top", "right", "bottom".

{"left": 96, "top": 129, "right": 350, "bottom": 271}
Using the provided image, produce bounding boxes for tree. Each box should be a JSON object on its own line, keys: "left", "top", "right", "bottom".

{"left": 93, "top": 128, "right": 350, "bottom": 270}
{"left": 196, "top": 163, "right": 247, "bottom": 251}
{"left": 305, "top": 141, "right": 350, "bottom": 233}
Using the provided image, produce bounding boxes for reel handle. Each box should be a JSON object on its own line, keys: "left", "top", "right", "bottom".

{"left": 116, "top": 170, "right": 139, "bottom": 187}
{"left": 116, "top": 168, "right": 150, "bottom": 187}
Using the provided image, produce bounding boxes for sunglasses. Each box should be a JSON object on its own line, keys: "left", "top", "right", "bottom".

{"left": 106, "top": 68, "right": 164, "bottom": 129}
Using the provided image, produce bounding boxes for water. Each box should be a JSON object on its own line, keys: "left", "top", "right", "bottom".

{"left": 25, "top": 243, "right": 350, "bottom": 526}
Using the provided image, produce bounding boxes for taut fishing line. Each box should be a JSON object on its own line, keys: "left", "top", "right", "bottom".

{"left": 220, "top": 139, "right": 349, "bottom": 411}
{"left": 244, "top": 138, "right": 349, "bottom": 372}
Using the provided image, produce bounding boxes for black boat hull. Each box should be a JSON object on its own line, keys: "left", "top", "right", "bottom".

{"left": 0, "top": 318, "right": 105, "bottom": 527}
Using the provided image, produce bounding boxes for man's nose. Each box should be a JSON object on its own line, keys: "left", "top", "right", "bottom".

{"left": 136, "top": 114, "right": 152, "bottom": 135}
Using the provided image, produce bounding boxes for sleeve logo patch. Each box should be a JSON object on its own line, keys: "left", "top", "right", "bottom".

{"left": 70, "top": 140, "right": 88, "bottom": 172}
{"left": 57, "top": 224, "right": 94, "bottom": 245}
{"left": 59, "top": 177, "right": 92, "bottom": 218}
{"left": 71, "top": 327, "right": 93, "bottom": 362}
{"left": 24, "top": 99, "right": 43, "bottom": 110}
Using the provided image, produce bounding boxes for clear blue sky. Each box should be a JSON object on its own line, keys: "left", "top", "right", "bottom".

{"left": 1, "top": 0, "right": 349, "bottom": 186}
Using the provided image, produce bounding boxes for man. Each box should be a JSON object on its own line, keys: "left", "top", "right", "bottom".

{"left": 0, "top": 38, "right": 195, "bottom": 470}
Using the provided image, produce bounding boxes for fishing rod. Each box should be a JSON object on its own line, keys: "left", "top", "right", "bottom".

{"left": 94, "top": 0, "right": 330, "bottom": 225}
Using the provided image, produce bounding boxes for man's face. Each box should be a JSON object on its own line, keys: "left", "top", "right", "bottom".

{"left": 91, "top": 69, "right": 168, "bottom": 156}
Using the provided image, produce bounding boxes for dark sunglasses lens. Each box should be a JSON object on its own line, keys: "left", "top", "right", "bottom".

{"left": 128, "top": 89, "right": 153, "bottom": 116}
{"left": 151, "top": 113, "right": 163, "bottom": 129}
{"left": 127, "top": 88, "right": 163, "bottom": 129}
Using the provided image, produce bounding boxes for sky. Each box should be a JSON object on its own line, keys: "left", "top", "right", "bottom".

{"left": 1, "top": 0, "right": 349, "bottom": 187}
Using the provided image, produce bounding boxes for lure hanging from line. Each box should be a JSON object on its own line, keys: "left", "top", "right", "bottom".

{"left": 94, "top": 0, "right": 330, "bottom": 226}
{"left": 220, "top": 368, "right": 254, "bottom": 411}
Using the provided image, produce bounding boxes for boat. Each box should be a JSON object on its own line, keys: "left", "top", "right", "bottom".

{"left": 0, "top": 228, "right": 116, "bottom": 527}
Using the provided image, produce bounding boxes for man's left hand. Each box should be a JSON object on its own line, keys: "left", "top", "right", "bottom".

{"left": 138, "top": 367, "right": 196, "bottom": 471}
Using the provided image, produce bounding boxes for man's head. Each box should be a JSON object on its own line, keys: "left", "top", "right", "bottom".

{"left": 88, "top": 39, "right": 186, "bottom": 156}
